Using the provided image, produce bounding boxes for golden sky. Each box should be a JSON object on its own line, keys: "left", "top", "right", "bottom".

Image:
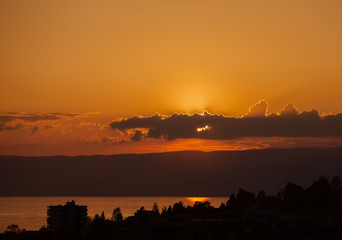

{"left": 1, "top": 0, "right": 342, "bottom": 155}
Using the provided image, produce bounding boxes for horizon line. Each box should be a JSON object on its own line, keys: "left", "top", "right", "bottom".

{"left": 1, "top": 146, "right": 342, "bottom": 158}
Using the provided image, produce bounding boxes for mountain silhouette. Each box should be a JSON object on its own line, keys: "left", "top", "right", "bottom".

{"left": 1, "top": 147, "right": 342, "bottom": 196}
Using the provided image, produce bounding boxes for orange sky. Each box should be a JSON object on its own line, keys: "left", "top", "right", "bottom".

{"left": 1, "top": 1, "right": 342, "bottom": 155}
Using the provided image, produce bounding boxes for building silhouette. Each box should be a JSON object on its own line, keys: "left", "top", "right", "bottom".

{"left": 47, "top": 200, "right": 87, "bottom": 240}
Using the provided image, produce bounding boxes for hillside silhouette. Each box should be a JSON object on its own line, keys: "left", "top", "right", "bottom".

{"left": 1, "top": 147, "right": 342, "bottom": 196}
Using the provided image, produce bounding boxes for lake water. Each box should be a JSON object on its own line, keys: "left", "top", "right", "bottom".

{"left": 0, "top": 196, "right": 228, "bottom": 232}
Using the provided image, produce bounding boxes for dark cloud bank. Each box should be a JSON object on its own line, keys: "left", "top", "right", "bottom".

{"left": 110, "top": 101, "right": 342, "bottom": 141}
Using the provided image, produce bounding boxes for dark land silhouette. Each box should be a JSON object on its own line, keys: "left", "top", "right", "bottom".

{"left": 1, "top": 176, "right": 342, "bottom": 239}
{"left": 1, "top": 147, "right": 342, "bottom": 196}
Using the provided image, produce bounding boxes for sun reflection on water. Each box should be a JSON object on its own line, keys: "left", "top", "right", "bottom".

{"left": 186, "top": 197, "right": 210, "bottom": 205}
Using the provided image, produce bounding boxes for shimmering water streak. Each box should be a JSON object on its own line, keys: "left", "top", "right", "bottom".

{"left": 186, "top": 197, "right": 211, "bottom": 205}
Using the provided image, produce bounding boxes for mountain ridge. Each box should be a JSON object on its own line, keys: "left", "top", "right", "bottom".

{"left": 1, "top": 147, "right": 342, "bottom": 196}
{"left": 1, "top": 146, "right": 342, "bottom": 158}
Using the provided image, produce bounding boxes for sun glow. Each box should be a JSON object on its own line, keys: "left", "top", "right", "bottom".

{"left": 186, "top": 197, "right": 210, "bottom": 205}
{"left": 196, "top": 125, "right": 211, "bottom": 132}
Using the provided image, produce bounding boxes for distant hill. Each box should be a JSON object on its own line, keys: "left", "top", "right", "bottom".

{"left": 1, "top": 148, "right": 342, "bottom": 196}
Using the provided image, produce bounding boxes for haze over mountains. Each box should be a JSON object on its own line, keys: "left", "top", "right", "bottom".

{"left": 1, "top": 148, "right": 342, "bottom": 197}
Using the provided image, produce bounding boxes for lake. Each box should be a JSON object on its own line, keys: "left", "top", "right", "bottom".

{"left": 0, "top": 196, "right": 228, "bottom": 232}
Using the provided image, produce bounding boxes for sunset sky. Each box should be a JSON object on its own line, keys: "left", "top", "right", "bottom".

{"left": 1, "top": 0, "right": 342, "bottom": 156}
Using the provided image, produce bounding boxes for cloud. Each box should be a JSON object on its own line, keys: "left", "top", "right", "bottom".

{"left": 280, "top": 103, "right": 299, "bottom": 116}
{"left": 242, "top": 100, "right": 268, "bottom": 118}
{"left": 31, "top": 126, "right": 39, "bottom": 136}
{"left": 0, "top": 112, "right": 101, "bottom": 132}
{"left": 131, "top": 130, "right": 143, "bottom": 141}
{"left": 80, "top": 135, "right": 121, "bottom": 144}
{"left": 110, "top": 101, "right": 342, "bottom": 140}
{"left": 0, "top": 113, "right": 67, "bottom": 123}
{"left": 0, "top": 122, "right": 22, "bottom": 131}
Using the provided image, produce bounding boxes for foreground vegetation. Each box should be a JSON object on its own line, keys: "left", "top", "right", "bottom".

{"left": 2, "top": 175, "right": 342, "bottom": 239}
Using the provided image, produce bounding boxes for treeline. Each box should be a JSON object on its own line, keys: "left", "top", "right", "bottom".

{"left": 86, "top": 175, "right": 342, "bottom": 239}
{"left": 91, "top": 175, "right": 342, "bottom": 223}
{"left": 227, "top": 175, "right": 342, "bottom": 213}
{"left": 2, "top": 175, "right": 342, "bottom": 239}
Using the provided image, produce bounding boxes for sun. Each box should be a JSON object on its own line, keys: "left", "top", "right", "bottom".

{"left": 196, "top": 125, "right": 211, "bottom": 132}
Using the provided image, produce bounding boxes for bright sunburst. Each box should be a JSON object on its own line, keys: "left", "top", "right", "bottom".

{"left": 196, "top": 125, "right": 211, "bottom": 132}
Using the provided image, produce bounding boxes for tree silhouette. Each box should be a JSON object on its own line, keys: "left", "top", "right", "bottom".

{"left": 112, "top": 207, "right": 123, "bottom": 222}
{"left": 280, "top": 182, "right": 304, "bottom": 210}
{"left": 94, "top": 212, "right": 106, "bottom": 222}
{"left": 305, "top": 175, "right": 332, "bottom": 209}
{"left": 6, "top": 224, "right": 20, "bottom": 233}
{"left": 330, "top": 176, "right": 342, "bottom": 207}
{"left": 172, "top": 201, "right": 186, "bottom": 214}
{"left": 152, "top": 202, "right": 159, "bottom": 214}
{"left": 227, "top": 189, "right": 255, "bottom": 211}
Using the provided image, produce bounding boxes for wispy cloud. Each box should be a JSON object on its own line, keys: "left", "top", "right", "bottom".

{"left": 0, "top": 112, "right": 101, "bottom": 132}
